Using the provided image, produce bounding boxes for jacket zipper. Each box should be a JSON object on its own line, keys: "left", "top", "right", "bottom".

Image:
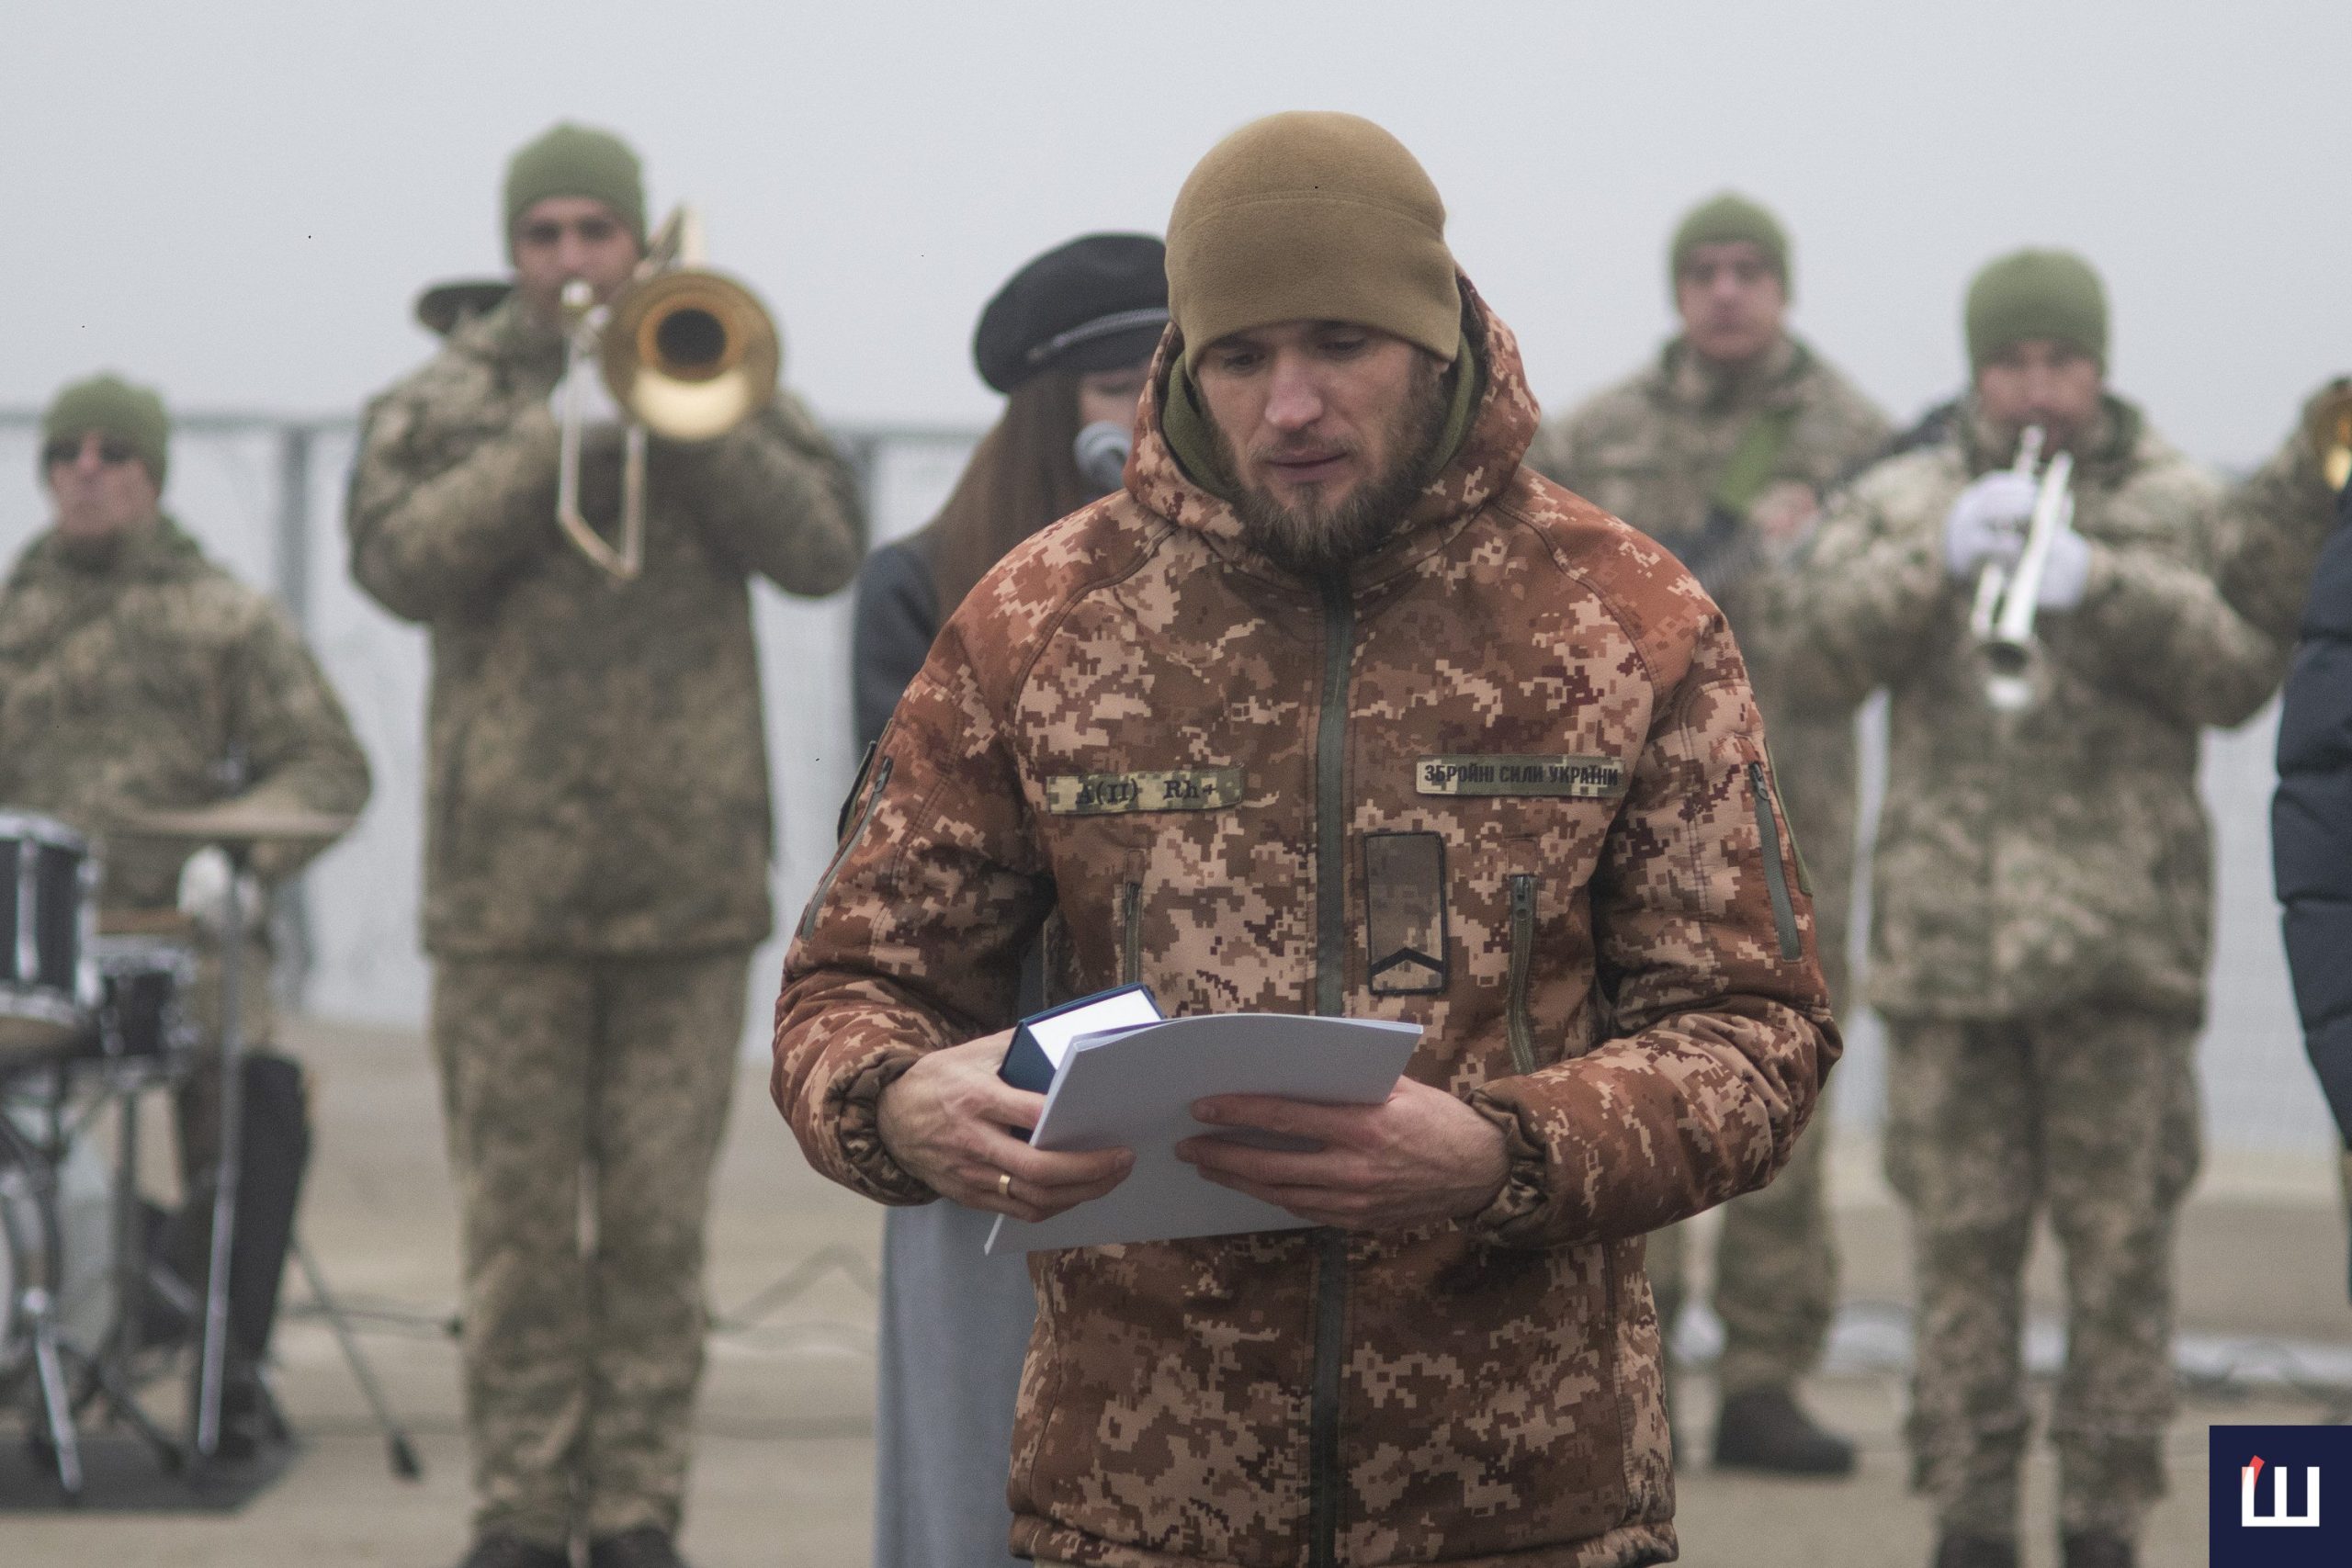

{"left": 1309, "top": 574, "right": 1355, "bottom": 1568}
{"left": 1747, "top": 761, "right": 1803, "bottom": 961}
{"left": 1118, "top": 880, "right": 1142, "bottom": 986}
{"left": 798, "top": 755, "right": 892, "bottom": 941}
{"left": 1506, "top": 874, "right": 1537, "bottom": 1074}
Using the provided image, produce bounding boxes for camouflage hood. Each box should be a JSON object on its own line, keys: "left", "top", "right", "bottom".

{"left": 1127, "top": 273, "right": 1540, "bottom": 589}
{"left": 775, "top": 284, "right": 1835, "bottom": 1564}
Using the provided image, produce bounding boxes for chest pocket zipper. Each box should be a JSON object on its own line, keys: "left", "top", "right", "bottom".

{"left": 1747, "top": 761, "right": 1804, "bottom": 962}
{"left": 1118, "top": 880, "right": 1142, "bottom": 987}
{"left": 1506, "top": 874, "right": 1537, "bottom": 1075}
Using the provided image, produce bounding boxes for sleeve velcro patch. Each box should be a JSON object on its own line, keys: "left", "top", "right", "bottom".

{"left": 1042, "top": 767, "right": 1245, "bottom": 815}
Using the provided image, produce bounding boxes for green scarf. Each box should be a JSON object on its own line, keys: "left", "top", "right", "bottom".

{"left": 1161, "top": 330, "right": 1481, "bottom": 504}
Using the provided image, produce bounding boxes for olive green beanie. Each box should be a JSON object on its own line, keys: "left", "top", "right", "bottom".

{"left": 503, "top": 122, "right": 646, "bottom": 256}
{"left": 40, "top": 373, "right": 169, "bottom": 485}
{"left": 1669, "top": 192, "right": 1791, "bottom": 289}
{"left": 1965, "top": 249, "right": 2107, "bottom": 372}
{"left": 1165, "top": 112, "right": 1460, "bottom": 363}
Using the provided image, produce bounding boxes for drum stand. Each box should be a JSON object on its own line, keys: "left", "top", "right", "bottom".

{"left": 3, "top": 1102, "right": 176, "bottom": 1500}
{"left": 193, "top": 860, "right": 419, "bottom": 1481}
{"left": 288, "top": 1235, "right": 422, "bottom": 1479}
{"left": 69, "top": 1055, "right": 193, "bottom": 1478}
{"left": 186, "top": 856, "right": 248, "bottom": 1471}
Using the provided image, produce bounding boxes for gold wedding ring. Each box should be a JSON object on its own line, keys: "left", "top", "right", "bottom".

{"left": 998, "top": 1171, "right": 1014, "bottom": 1200}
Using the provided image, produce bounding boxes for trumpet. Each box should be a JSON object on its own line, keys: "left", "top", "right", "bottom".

{"left": 2307, "top": 380, "right": 2352, "bottom": 493}
{"left": 557, "top": 206, "right": 781, "bottom": 580}
{"left": 1967, "top": 423, "right": 2075, "bottom": 714}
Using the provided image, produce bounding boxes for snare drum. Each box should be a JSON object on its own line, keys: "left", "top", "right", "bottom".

{"left": 0, "top": 813, "right": 98, "bottom": 1067}
{"left": 89, "top": 938, "right": 197, "bottom": 1071}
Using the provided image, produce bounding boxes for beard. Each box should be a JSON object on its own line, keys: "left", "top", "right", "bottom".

{"left": 1211, "top": 357, "right": 1452, "bottom": 580}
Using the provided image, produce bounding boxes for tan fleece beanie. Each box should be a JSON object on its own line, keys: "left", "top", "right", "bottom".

{"left": 1165, "top": 112, "right": 1460, "bottom": 362}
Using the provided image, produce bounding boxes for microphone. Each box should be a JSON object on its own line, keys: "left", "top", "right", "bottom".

{"left": 1073, "top": 421, "right": 1132, "bottom": 496}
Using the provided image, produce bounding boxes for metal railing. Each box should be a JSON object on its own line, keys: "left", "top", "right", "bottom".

{"left": 0, "top": 407, "right": 980, "bottom": 630}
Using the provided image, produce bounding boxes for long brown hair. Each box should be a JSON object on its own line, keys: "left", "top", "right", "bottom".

{"left": 912, "top": 368, "right": 1097, "bottom": 617}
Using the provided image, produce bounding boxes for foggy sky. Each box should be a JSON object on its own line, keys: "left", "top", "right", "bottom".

{"left": 5, "top": 0, "right": 2346, "bottom": 465}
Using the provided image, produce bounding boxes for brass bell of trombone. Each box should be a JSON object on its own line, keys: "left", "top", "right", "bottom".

{"left": 557, "top": 206, "right": 782, "bottom": 580}
{"left": 2306, "top": 379, "right": 2352, "bottom": 494}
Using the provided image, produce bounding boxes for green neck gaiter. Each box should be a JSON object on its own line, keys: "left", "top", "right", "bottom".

{"left": 1162, "top": 330, "right": 1482, "bottom": 504}
{"left": 52, "top": 511, "right": 174, "bottom": 574}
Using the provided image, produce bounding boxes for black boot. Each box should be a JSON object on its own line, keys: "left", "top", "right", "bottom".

{"left": 588, "top": 1527, "right": 692, "bottom": 1568}
{"left": 1933, "top": 1534, "right": 2019, "bottom": 1568}
{"left": 453, "top": 1536, "right": 570, "bottom": 1568}
{"left": 211, "top": 1360, "right": 292, "bottom": 1463}
{"left": 1712, "top": 1385, "right": 1858, "bottom": 1476}
{"left": 2060, "top": 1531, "right": 2135, "bottom": 1568}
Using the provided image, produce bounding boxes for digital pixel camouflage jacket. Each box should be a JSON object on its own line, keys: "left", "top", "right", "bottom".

{"left": 775, "top": 279, "right": 1836, "bottom": 1568}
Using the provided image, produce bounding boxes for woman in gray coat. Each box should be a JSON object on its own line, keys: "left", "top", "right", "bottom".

{"left": 849, "top": 232, "right": 1165, "bottom": 1568}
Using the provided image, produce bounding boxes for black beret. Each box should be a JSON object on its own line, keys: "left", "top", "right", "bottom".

{"left": 973, "top": 232, "right": 1170, "bottom": 395}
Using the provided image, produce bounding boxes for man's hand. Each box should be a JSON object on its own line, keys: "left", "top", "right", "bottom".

{"left": 1749, "top": 480, "right": 1822, "bottom": 552}
{"left": 1175, "top": 1076, "right": 1509, "bottom": 1232}
{"left": 548, "top": 355, "right": 624, "bottom": 430}
{"left": 876, "top": 1029, "right": 1134, "bottom": 1223}
{"left": 1943, "top": 469, "right": 2037, "bottom": 580}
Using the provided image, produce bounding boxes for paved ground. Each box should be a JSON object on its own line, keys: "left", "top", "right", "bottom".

{"left": 4, "top": 1017, "right": 2347, "bottom": 1567}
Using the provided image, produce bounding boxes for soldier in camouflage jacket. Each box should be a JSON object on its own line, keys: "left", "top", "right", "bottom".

{"left": 345, "top": 125, "right": 863, "bottom": 1568}
{"left": 1528, "top": 193, "right": 1890, "bottom": 1473}
{"left": 777, "top": 115, "right": 1834, "bottom": 1568}
{"left": 1781, "top": 252, "right": 2279, "bottom": 1568}
{"left": 2219, "top": 378, "right": 2351, "bottom": 648}
{"left": 2220, "top": 382, "right": 2352, "bottom": 1282}
{"left": 1, "top": 373, "right": 370, "bottom": 1442}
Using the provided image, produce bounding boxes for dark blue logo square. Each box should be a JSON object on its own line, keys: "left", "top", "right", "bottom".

{"left": 2212, "top": 1423, "right": 2352, "bottom": 1566}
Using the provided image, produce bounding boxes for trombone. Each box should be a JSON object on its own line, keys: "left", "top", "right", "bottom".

{"left": 1967, "top": 423, "right": 2075, "bottom": 714}
{"left": 2308, "top": 380, "right": 2352, "bottom": 493}
{"left": 556, "top": 206, "right": 781, "bottom": 580}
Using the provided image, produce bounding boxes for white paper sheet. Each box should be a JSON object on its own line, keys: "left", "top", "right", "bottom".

{"left": 984, "top": 1012, "right": 1422, "bottom": 1255}
{"left": 1022, "top": 987, "right": 1163, "bottom": 1074}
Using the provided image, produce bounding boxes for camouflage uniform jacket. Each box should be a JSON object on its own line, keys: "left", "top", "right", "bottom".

{"left": 1785, "top": 396, "right": 2278, "bottom": 1022}
{"left": 348, "top": 295, "right": 865, "bottom": 957}
{"left": 1527, "top": 336, "right": 1891, "bottom": 1006}
{"left": 0, "top": 518, "right": 370, "bottom": 910}
{"left": 774, "top": 279, "right": 1837, "bottom": 1568}
{"left": 2219, "top": 377, "right": 2352, "bottom": 648}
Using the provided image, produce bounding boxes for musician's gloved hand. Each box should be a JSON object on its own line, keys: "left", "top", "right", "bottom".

{"left": 177, "top": 845, "right": 265, "bottom": 939}
{"left": 548, "top": 360, "right": 624, "bottom": 431}
{"left": 1943, "top": 470, "right": 2038, "bottom": 579}
{"left": 2034, "top": 528, "right": 2093, "bottom": 610}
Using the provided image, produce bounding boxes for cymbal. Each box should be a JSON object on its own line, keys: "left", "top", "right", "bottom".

{"left": 118, "top": 800, "right": 356, "bottom": 845}
{"left": 97, "top": 908, "right": 201, "bottom": 940}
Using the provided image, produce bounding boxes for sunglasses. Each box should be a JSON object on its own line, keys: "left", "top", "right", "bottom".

{"left": 42, "top": 437, "right": 141, "bottom": 468}
{"left": 515, "top": 215, "right": 623, "bottom": 249}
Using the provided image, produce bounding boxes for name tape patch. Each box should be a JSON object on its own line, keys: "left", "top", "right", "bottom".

{"left": 1417, "top": 755, "right": 1627, "bottom": 799}
{"left": 1044, "top": 768, "right": 1244, "bottom": 816}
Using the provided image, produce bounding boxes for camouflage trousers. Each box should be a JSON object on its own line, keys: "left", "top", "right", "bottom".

{"left": 1646, "top": 879, "right": 1846, "bottom": 1399}
{"left": 1883, "top": 1008, "right": 2199, "bottom": 1544}
{"left": 1647, "top": 1113, "right": 1837, "bottom": 1396}
{"left": 431, "top": 950, "right": 748, "bottom": 1548}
